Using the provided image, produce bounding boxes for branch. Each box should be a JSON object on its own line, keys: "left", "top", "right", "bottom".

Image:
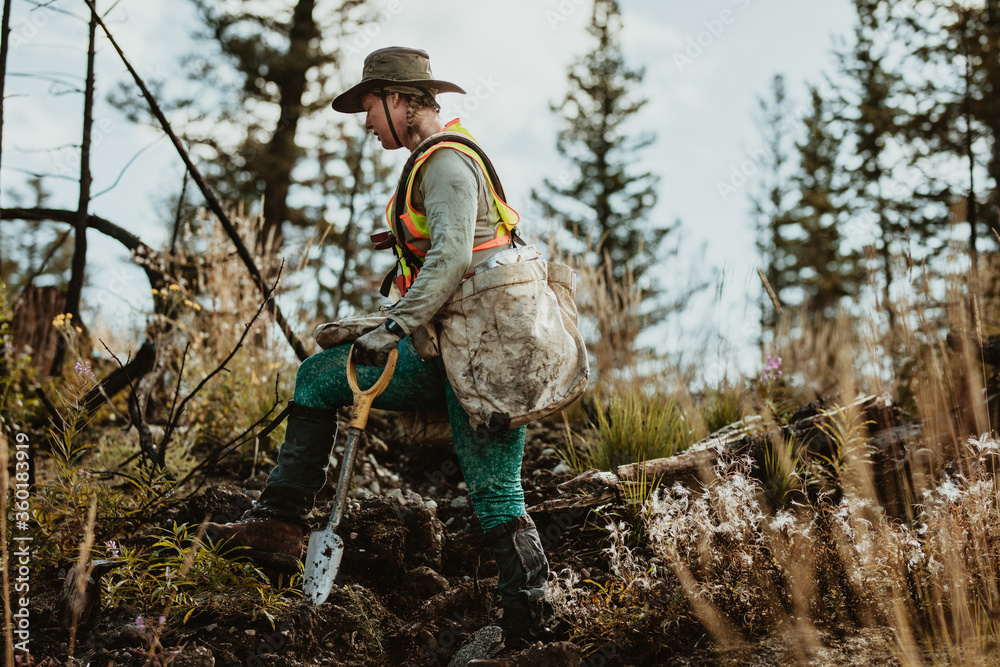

{"left": 140, "top": 380, "right": 284, "bottom": 514}
{"left": 90, "top": 134, "right": 166, "bottom": 200}
{"left": 100, "top": 341, "right": 158, "bottom": 468}
{"left": 80, "top": 340, "right": 155, "bottom": 416}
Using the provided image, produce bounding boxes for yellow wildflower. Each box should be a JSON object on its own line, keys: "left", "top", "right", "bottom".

{"left": 151, "top": 288, "right": 159, "bottom": 295}
{"left": 169, "top": 284, "right": 181, "bottom": 291}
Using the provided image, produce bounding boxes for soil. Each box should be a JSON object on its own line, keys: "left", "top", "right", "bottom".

{"left": 21, "top": 418, "right": 918, "bottom": 666}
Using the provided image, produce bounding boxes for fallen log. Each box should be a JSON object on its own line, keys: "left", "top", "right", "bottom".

{"left": 529, "top": 394, "right": 897, "bottom": 514}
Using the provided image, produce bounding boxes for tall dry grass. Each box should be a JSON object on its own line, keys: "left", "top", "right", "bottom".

{"left": 548, "top": 255, "right": 1000, "bottom": 664}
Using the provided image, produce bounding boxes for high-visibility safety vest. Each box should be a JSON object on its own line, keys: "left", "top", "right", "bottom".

{"left": 382, "top": 119, "right": 520, "bottom": 297}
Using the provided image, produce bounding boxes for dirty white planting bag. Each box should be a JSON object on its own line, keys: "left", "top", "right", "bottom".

{"left": 438, "top": 259, "right": 589, "bottom": 433}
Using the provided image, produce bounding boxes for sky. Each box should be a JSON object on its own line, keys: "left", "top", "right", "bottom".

{"left": 1, "top": 0, "right": 858, "bottom": 380}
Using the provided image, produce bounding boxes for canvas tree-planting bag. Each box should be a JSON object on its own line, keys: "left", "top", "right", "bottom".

{"left": 437, "top": 259, "right": 589, "bottom": 434}
{"left": 312, "top": 259, "right": 589, "bottom": 441}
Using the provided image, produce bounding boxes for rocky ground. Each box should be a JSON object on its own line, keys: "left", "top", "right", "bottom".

{"left": 23, "top": 414, "right": 921, "bottom": 666}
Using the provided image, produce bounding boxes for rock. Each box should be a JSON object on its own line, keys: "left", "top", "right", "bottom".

{"left": 541, "top": 448, "right": 557, "bottom": 457}
{"left": 450, "top": 496, "right": 469, "bottom": 510}
{"left": 447, "top": 625, "right": 503, "bottom": 667}
{"left": 172, "top": 645, "right": 215, "bottom": 667}
{"left": 552, "top": 462, "right": 572, "bottom": 475}
{"left": 387, "top": 488, "right": 404, "bottom": 501}
{"left": 424, "top": 500, "right": 438, "bottom": 511}
{"left": 407, "top": 565, "right": 450, "bottom": 598}
{"left": 396, "top": 494, "right": 447, "bottom": 570}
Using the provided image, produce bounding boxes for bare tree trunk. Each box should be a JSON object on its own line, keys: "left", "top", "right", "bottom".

{"left": 330, "top": 150, "right": 363, "bottom": 317}
{"left": 983, "top": 2, "right": 1000, "bottom": 237}
{"left": 961, "top": 14, "right": 979, "bottom": 283}
{"left": 0, "top": 0, "right": 13, "bottom": 276}
{"left": 50, "top": 2, "right": 97, "bottom": 377}
{"left": 258, "top": 0, "right": 318, "bottom": 254}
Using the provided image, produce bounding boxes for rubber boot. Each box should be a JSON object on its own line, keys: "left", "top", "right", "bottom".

{"left": 204, "top": 402, "right": 339, "bottom": 572}
{"left": 484, "top": 515, "right": 551, "bottom": 651}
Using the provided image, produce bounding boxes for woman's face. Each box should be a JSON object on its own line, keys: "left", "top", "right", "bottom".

{"left": 362, "top": 92, "right": 406, "bottom": 150}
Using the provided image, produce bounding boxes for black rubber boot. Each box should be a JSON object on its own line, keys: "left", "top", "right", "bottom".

{"left": 484, "top": 515, "right": 551, "bottom": 651}
{"left": 248, "top": 401, "right": 340, "bottom": 524}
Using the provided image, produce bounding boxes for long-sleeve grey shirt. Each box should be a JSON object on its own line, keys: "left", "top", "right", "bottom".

{"left": 386, "top": 146, "right": 504, "bottom": 334}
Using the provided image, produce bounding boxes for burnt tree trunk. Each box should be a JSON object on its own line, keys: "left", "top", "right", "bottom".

{"left": 3, "top": 207, "right": 167, "bottom": 405}
{"left": 50, "top": 3, "right": 97, "bottom": 376}
{"left": 0, "top": 0, "right": 12, "bottom": 276}
{"left": 257, "top": 0, "right": 318, "bottom": 254}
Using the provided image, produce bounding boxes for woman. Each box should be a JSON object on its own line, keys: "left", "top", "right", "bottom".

{"left": 205, "top": 47, "right": 550, "bottom": 650}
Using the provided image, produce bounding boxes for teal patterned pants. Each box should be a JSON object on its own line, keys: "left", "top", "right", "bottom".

{"left": 266, "top": 337, "right": 527, "bottom": 531}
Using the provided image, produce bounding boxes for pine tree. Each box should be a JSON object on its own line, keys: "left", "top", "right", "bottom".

{"left": 752, "top": 74, "right": 799, "bottom": 333}
{"left": 532, "top": 0, "right": 682, "bottom": 374}
{"left": 789, "top": 87, "right": 866, "bottom": 319}
{"left": 531, "top": 0, "right": 667, "bottom": 302}
{"left": 182, "top": 0, "right": 351, "bottom": 251}
{"left": 837, "top": 0, "right": 909, "bottom": 324}
{"left": 896, "top": 1, "right": 1000, "bottom": 274}
{"left": 754, "top": 81, "right": 864, "bottom": 326}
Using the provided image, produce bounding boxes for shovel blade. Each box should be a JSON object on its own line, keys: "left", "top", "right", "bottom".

{"left": 303, "top": 529, "right": 345, "bottom": 606}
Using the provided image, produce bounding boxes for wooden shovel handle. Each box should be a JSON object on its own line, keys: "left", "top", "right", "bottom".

{"left": 346, "top": 345, "right": 398, "bottom": 430}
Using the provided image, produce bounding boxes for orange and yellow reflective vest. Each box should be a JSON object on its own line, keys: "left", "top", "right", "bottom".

{"left": 381, "top": 119, "right": 519, "bottom": 297}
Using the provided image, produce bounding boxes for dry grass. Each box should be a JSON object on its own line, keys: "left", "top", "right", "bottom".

{"left": 547, "top": 256, "right": 1000, "bottom": 663}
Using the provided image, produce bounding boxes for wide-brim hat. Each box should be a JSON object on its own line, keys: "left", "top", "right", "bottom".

{"left": 332, "top": 46, "right": 466, "bottom": 114}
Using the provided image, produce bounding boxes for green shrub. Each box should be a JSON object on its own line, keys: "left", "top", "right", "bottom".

{"left": 698, "top": 378, "right": 746, "bottom": 435}
{"left": 573, "top": 388, "right": 697, "bottom": 472}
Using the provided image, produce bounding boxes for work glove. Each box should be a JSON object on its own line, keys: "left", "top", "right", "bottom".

{"left": 352, "top": 321, "right": 403, "bottom": 367}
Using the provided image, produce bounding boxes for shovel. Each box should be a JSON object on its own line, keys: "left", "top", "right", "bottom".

{"left": 303, "top": 345, "right": 398, "bottom": 606}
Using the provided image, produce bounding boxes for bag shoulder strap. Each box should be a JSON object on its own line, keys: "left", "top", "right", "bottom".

{"left": 385, "top": 132, "right": 522, "bottom": 297}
